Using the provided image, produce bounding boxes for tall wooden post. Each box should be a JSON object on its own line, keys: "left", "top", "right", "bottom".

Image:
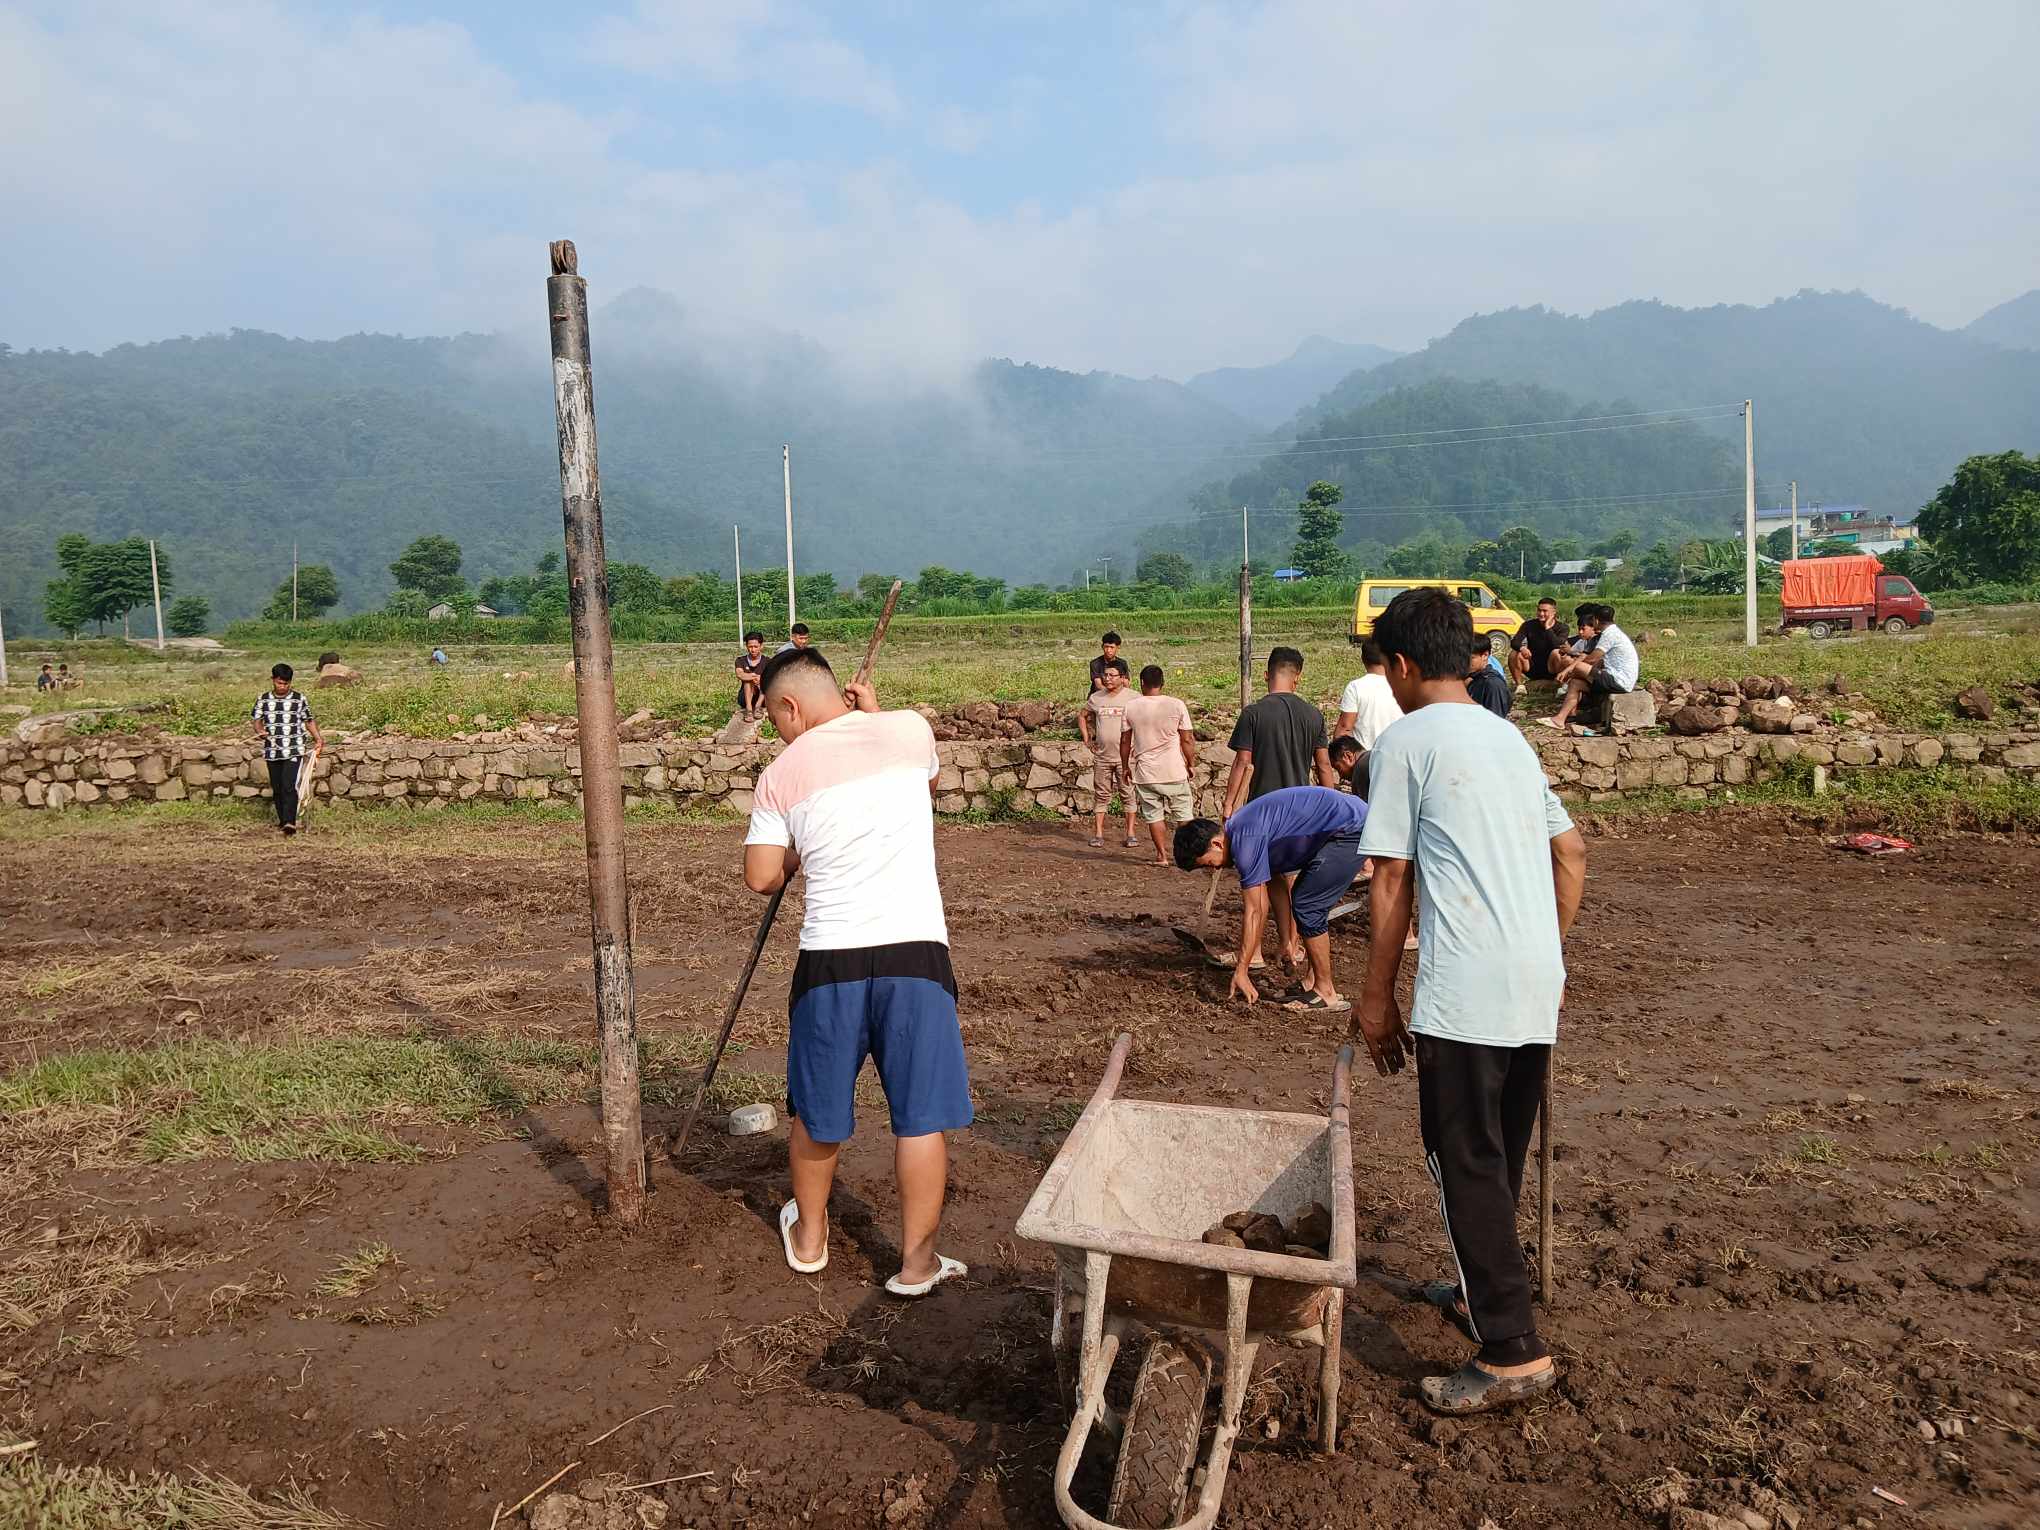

{"left": 1743, "top": 400, "right": 1757, "bottom": 648}
{"left": 782, "top": 444, "right": 796, "bottom": 630}
{"left": 292, "top": 542, "right": 299, "bottom": 624}
{"left": 0, "top": 598, "right": 10, "bottom": 689}
{"left": 1238, "top": 509, "right": 1253, "bottom": 708}
{"left": 547, "top": 238, "right": 646, "bottom": 1226}
{"left": 149, "top": 539, "right": 165, "bottom": 651}
{"left": 733, "top": 525, "right": 745, "bottom": 645}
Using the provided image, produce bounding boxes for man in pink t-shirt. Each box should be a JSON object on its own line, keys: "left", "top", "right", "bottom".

{"left": 743, "top": 648, "right": 971, "bottom": 1299}
{"left": 1118, "top": 664, "right": 1198, "bottom": 867}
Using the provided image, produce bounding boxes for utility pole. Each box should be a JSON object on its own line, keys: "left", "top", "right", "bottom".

{"left": 0, "top": 598, "right": 9, "bottom": 689}
{"left": 1239, "top": 507, "right": 1253, "bottom": 708}
{"left": 1743, "top": 400, "right": 1758, "bottom": 648}
{"left": 1098, "top": 554, "right": 1113, "bottom": 587}
{"left": 149, "top": 539, "right": 165, "bottom": 651}
{"left": 546, "top": 237, "right": 646, "bottom": 1227}
{"left": 292, "top": 541, "right": 300, "bottom": 624}
{"left": 733, "top": 525, "right": 745, "bottom": 645}
{"left": 1789, "top": 481, "right": 1798, "bottom": 560}
{"left": 782, "top": 444, "right": 796, "bottom": 631}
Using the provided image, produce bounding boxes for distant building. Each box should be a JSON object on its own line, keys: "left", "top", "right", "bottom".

{"left": 427, "top": 602, "right": 499, "bottom": 620}
{"left": 1743, "top": 504, "right": 1918, "bottom": 549}
{"left": 1271, "top": 567, "right": 1308, "bottom": 582}
{"left": 1548, "top": 557, "right": 1624, "bottom": 584}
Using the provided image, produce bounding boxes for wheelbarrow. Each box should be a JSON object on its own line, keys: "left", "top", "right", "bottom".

{"left": 1015, "top": 1033, "right": 1356, "bottom": 1530}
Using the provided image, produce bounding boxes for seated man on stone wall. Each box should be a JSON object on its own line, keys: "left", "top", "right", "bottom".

{"left": 1540, "top": 603, "right": 1638, "bottom": 733}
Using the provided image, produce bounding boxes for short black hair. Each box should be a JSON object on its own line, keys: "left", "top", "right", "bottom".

{"left": 1575, "top": 603, "right": 1599, "bottom": 626}
{"left": 317, "top": 650, "right": 340, "bottom": 669}
{"left": 1373, "top": 587, "right": 1474, "bottom": 682}
{"left": 1173, "top": 818, "right": 1222, "bottom": 871}
{"left": 1266, "top": 646, "right": 1303, "bottom": 676}
{"left": 1359, "top": 638, "right": 1386, "bottom": 668}
{"left": 1139, "top": 664, "right": 1164, "bottom": 689}
{"left": 759, "top": 645, "right": 835, "bottom": 696}
{"left": 271, "top": 662, "right": 294, "bottom": 681}
{"left": 1328, "top": 734, "right": 1361, "bottom": 759}
{"left": 1595, "top": 603, "right": 1617, "bottom": 625}
{"left": 1103, "top": 657, "right": 1131, "bottom": 677}
{"left": 790, "top": 622, "right": 810, "bottom": 636}
{"left": 1468, "top": 628, "right": 1494, "bottom": 660}
{"left": 1536, "top": 596, "right": 1557, "bottom": 609}
{"left": 1101, "top": 631, "right": 1121, "bottom": 646}
{"left": 744, "top": 629, "right": 764, "bottom": 643}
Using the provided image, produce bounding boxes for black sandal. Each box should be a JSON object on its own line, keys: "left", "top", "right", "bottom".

{"left": 1419, "top": 1360, "right": 1558, "bottom": 1415}
{"left": 1415, "top": 1278, "right": 1477, "bottom": 1342}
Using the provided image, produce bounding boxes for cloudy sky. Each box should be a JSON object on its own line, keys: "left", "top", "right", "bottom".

{"left": 4, "top": 0, "right": 2036, "bottom": 377}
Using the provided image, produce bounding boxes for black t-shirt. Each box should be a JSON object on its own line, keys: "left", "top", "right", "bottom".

{"left": 735, "top": 654, "right": 764, "bottom": 691}
{"left": 1226, "top": 693, "right": 1327, "bottom": 801}
{"left": 1511, "top": 618, "right": 1569, "bottom": 669}
{"left": 1467, "top": 667, "right": 1514, "bottom": 719}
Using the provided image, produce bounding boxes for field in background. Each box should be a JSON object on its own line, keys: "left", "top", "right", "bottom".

{"left": 8, "top": 599, "right": 2040, "bottom": 739}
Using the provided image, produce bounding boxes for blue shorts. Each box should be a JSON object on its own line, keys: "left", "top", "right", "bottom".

{"left": 787, "top": 942, "right": 973, "bottom": 1142}
{"left": 1286, "top": 832, "right": 1367, "bottom": 937}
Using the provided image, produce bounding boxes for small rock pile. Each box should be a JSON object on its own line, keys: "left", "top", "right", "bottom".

{"left": 1200, "top": 1201, "right": 1332, "bottom": 1257}
{"left": 1649, "top": 674, "right": 1874, "bottom": 738}
{"left": 916, "top": 700, "right": 1064, "bottom": 740}
{"left": 1650, "top": 1470, "right": 1807, "bottom": 1530}
{"left": 527, "top": 1477, "right": 668, "bottom": 1529}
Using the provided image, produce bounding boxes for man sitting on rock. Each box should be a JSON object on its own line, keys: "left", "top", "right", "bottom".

{"left": 1540, "top": 603, "right": 1638, "bottom": 732}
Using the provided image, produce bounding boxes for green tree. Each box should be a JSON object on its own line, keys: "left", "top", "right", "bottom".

{"left": 388, "top": 535, "right": 466, "bottom": 599}
{"left": 166, "top": 595, "right": 211, "bottom": 636}
{"left": 43, "top": 577, "right": 88, "bottom": 638}
{"left": 1761, "top": 527, "right": 1795, "bottom": 560}
{"left": 1493, "top": 526, "right": 1547, "bottom": 580}
{"left": 605, "top": 562, "right": 668, "bottom": 613}
{"left": 857, "top": 573, "right": 902, "bottom": 606}
{"left": 1914, "top": 451, "right": 2040, "bottom": 584}
{"left": 1136, "top": 551, "right": 1195, "bottom": 589}
{"left": 1292, "top": 481, "right": 1346, "bottom": 577}
{"left": 1593, "top": 527, "right": 1638, "bottom": 560}
{"left": 73, "top": 538, "right": 165, "bottom": 633}
{"left": 385, "top": 587, "right": 430, "bottom": 619}
{"left": 260, "top": 564, "right": 340, "bottom": 621}
{"left": 1460, "top": 540, "right": 1501, "bottom": 577}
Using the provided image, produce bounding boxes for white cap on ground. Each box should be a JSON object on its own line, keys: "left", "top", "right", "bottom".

{"left": 728, "top": 1103, "right": 778, "bottom": 1136}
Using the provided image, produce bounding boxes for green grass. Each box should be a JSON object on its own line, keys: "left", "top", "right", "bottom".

{"left": 1796, "top": 1134, "right": 1843, "bottom": 1166}
{"left": 0, "top": 1029, "right": 733, "bottom": 1165}
{"left": 1577, "top": 762, "right": 2040, "bottom": 837}
{"left": 13, "top": 599, "right": 2039, "bottom": 740}
{"left": 313, "top": 1243, "right": 396, "bottom": 1299}
{"left": 0, "top": 1458, "right": 357, "bottom": 1530}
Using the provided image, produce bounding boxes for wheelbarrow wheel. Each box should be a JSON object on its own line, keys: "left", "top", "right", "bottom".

{"left": 1107, "top": 1337, "right": 1209, "bottom": 1528}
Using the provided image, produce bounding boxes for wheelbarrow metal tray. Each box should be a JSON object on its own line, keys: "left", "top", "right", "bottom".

{"left": 1016, "top": 1095, "right": 1357, "bottom": 1337}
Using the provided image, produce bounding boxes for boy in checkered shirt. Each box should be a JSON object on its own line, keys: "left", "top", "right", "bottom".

{"left": 250, "top": 663, "right": 323, "bottom": 835}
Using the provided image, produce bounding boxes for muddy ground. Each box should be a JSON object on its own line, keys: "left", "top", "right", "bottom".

{"left": 2, "top": 809, "right": 2037, "bottom": 1528}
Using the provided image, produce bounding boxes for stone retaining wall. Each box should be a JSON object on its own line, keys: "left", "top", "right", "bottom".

{"left": 4, "top": 726, "right": 2038, "bottom": 815}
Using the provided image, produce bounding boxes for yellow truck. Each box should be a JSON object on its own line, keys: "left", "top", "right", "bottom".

{"left": 1350, "top": 579, "right": 1525, "bottom": 644}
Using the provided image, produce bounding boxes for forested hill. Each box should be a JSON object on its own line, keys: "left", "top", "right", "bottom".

{"left": 1186, "top": 336, "right": 1401, "bottom": 428}
{"left": 0, "top": 295, "right": 1251, "bottom": 629}
{"left": 1138, "top": 377, "right": 1742, "bottom": 568}
{"left": 1965, "top": 289, "right": 2040, "bottom": 351}
{"left": 1299, "top": 291, "right": 2040, "bottom": 516}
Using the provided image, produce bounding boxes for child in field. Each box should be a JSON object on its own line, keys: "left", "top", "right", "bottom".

{"left": 250, "top": 662, "right": 323, "bottom": 836}
{"left": 1080, "top": 658, "right": 1138, "bottom": 848}
{"left": 1119, "top": 664, "right": 1198, "bottom": 866}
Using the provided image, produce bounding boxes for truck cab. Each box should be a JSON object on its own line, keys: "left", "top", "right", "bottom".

{"left": 1870, "top": 572, "right": 1934, "bottom": 633}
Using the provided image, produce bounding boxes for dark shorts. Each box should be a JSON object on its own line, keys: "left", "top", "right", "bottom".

{"left": 1284, "top": 831, "right": 1368, "bottom": 937}
{"left": 787, "top": 942, "right": 973, "bottom": 1142}
{"left": 1589, "top": 670, "right": 1630, "bottom": 696}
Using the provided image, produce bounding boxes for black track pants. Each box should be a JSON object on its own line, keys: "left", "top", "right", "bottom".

{"left": 1416, "top": 1033, "right": 1550, "bottom": 1366}
{"left": 267, "top": 757, "right": 301, "bottom": 827}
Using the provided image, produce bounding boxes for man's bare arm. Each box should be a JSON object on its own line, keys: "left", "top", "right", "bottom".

{"left": 1550, "top": 827, "right": 1586, "bottom": 937}
{"left": 743, "top": 843, "right": 800, "bottom": 895}
{"left": 1312, "top": 745, "right": 1337, "bottom": 788}
{"left": 1177, "top": 729, "right": 1197, "bottom": 777}
{"left": 1222, "top": 750, "right": 1252, "bottom": 819}
{"left": 1355, "top": 858, "right": 1416, "bottom": 1074}
{"left": 1335, "top": 709, "right": 1357, "bottom": 737}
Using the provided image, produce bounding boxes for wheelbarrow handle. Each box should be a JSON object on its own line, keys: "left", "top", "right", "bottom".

{"left": 1329, "top": 1044, "right": 1354, "bottom": 1127}
{"left": 1094, "top": 1032, "right": 1132, "bottom": 1109}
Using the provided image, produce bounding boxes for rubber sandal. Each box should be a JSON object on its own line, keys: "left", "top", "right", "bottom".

{"left": 1203, "top": 950, "right": 1267, "bottom": 971}
{"left": 1416, "top": 1279, "right": 1477, "bottom": 1342}
{"left": 1088, "top": 836, "right": 1104, "bottom": 847}
{"left": 1419, "top": 1359, "right": 1558, "bottom": 1415}
{"left": 885, "top": 1253, "right": 966, "bottom": 1298}
{"left": 1284, "top": 992, "right": 1351, "bottom": 1013}
{"left": 778, "top": 1198, "right": 828, "bottom": 1274}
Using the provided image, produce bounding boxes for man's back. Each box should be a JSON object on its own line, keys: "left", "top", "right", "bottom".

{"left": 1228, "top": 692, "right": 1325, "bottom": 801}
{"left": 747, "top": 709, "right": 946, "bottom": 951}
{"left": 1357, "top": 704, "right": 1571, "bottom": 1046}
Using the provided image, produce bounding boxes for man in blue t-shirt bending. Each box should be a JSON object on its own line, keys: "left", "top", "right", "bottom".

{"left": 1356, "top": 585, "right": 1587, "bottom": 1419}
{"left": 1173, "top": 785, "right": 1367, "bottom": 1013}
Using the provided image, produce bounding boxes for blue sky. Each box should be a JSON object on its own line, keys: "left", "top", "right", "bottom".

{"left": 4, "top": 1, "right": 2037, "bottom": 377}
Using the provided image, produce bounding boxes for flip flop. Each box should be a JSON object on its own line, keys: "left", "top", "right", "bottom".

{"left": 1088, "top": 836, "right": 1104, "bottom": 847}
{"left": 1122, "top": 836, "right": 1140, "bottom": 847}
{"left": 885, "top": 1253, "right": 967, "bottom": 1298}
{"left": 1284, "top": 992, "right": 1351, "bottom": 1013}
{"left": 1415, "top": 1278, "right": 1477, "bottom": 1342}
{"left": 1419, "top": 1359, "right": 1558, "bottom": 1415}
{"left": 1203, "top": 949, "right": 1267, "bottom": 971}
{"left": 778, "top": 1198, "right": 828, "bottom": 1274}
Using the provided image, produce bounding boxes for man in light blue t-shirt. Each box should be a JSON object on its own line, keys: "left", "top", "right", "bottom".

{"left": 1355, "top": 587, "right": 1587, "bottom": 1418}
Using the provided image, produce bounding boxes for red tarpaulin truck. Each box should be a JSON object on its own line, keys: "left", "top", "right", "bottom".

{"left": 1780, "top": 555, "right": 1934, "bottom": 638}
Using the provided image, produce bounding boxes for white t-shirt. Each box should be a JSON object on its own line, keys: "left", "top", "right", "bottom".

{"left": 1357, "top": 702, "right": 1574, "bottom": 1048}
{"left": 1594, "top": 624, "right": 1639, "bottom": 691}
{"left": 745, "top": 709, "right": 947, "bottom": 951}
{"left": 1337, "top": 672, "right": 1404, "bottom": 751}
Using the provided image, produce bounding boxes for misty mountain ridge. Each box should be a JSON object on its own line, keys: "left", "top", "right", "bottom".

{"left": 1186, "top": 334, "right": 1402, "bottom": 428}
{"left": 1297, "top": 289, "right": 2040, "bottom": 518}
{"left": 1964, "top": 288, "right": 2040, "bottom": 351}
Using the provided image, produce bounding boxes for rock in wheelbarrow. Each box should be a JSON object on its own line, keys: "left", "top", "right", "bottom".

{"left": 1201, "top": 1228, "right": 1247, "bottom": 1249}
{"left": 1291, "top": 1200, "right": 1332, "bottom": 1252}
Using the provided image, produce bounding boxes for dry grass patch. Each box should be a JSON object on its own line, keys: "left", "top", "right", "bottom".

{"left": 0, "top": 1456, "right": 358, "bottom": 1529}
{"left": 313, "top": 1243, "right": 395, "bottom": 1301}
{"left": 0, "top": 1218, "right": 225, "bottom": 1362}
{"left": 714, "top": 1299, "right": 851, "bottom": 1397}
{"left": 6, "top": 941, "right": 242, "bottom": 1014}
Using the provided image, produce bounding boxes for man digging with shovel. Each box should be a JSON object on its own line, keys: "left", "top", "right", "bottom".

{"left": 741, "top": 646, "right": 972, "bottom": 1297}
{"left": 1353, "top": 586, "right": 1587, "bottom": 1415}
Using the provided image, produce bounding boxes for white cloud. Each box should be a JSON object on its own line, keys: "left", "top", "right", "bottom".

{"left": 586, "top": 0, "right": 902, "bottom": 119}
